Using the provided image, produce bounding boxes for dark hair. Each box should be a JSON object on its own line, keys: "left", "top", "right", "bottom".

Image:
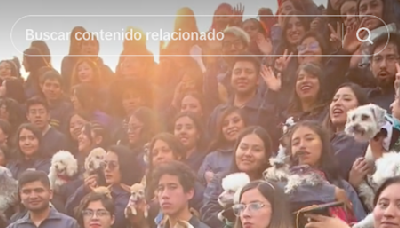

{"left": 23, "top": 48, "right": 49, "bottom": 74}
{"left": 234, "top": 181, "right": 293, "bottom": 228}
{"left": 288, "top": 120, "right": 340, "bottom": 183}
{"left": 30, "top": 40, "right": 51, "bottom": 65}
{"left": 0, "top": 97, "right": 24, "bottom": 133}
{"left": 108, "top": 144, "right": 141, "bottom": 185}
{"left": 0, "top": 119, "right": 11, "bottom": 138}
{"left": 242, "top": 18, "right": 267, "bottom": 37}
{"left": 2, "top": 78, "right": 26, "bottom": 104}
{"left": 370, "top": 33, "right": 400, "bottom": 59}
{"left": 152, "top": 160, "right": 196, "bottom": 193}
{"left": 69, "top": 26, "right": 87, "bottom": 56}
{"left": 18, "top": 170, "right": 50, "bottom": 189}
{"left": 323, "top": 82, "right": 369, "bottom": 133}
{"left": 40, "top": 71, "right": 63, "bottom": 85}
{"left": 298, "top": 31, "right": 330, "bottom": 58}
{"left": 357, "top": 0, "right": 397, "bottom": 27}
{"left": 26, "top": 96, "right": 49, "bottom": 112}
{"left": 281, "top": 10, "right": 310, "bottom": 46}
{"left": 179, "top": 92, "right": 205, "bottom": 115}
{"left": 15, "top": 123, "right": 43, "bottom": 159}
{"left": 231, "top": 51, "right": 261, "bottom": 74}
{"left": 70, "top": 83, "right": 98, "bottom": 114}
{"left": 81, "top": 121, "right": 109, "bottom": 150}
{"left": 129, "top": 107, "right": 161, "bottom": 147}
{"left": 229, "top": 126, "right": 273, "bottom": 176}
{"left": 374, "top": 176, "right": 400, "bottom": 205}
{"left": 0, "top": 59, "right": 19, "bottom": 77}
{"left": 286, "top": 63, "right": 326, "bottom": 118}
{"left": 209, "top": 106, "right": 246, "bottom": 151}
{"left": 75, "top": 190, "right": 115, "bottom": 226}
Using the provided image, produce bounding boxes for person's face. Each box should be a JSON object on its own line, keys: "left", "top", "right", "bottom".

{"left": 104, "top": 151, "right": 121, "bottom": 185}
{"left": 128, "top": 115, "right": 143, "bottom": 145}
{"left": 157, "top": 174, "right": 194, "bottom": 216}
{"left": 19, "top": 128, "right": 39, "bottom": 157}
{"left": 152, "top": 139, "right": 178, "bottom": 167}
{"left": 0, "top": 104, "right": 9, "bottom": 121}
{"left": 340, "top": 1, "right": 358, "bottom": 27}
{"left": 78, "top": 129, "right": 92, "bottom": 153}
{"left": 235, "top": 134, "right": 268, "bottom": 175}
{"left": 373, "top": 183, "right": 400, "bottom": 228}
{"left": 77, "top": 62, "right": 94, "bottom": 83}
{"left": 295, "top": 69, "right": 320, "bottom": 101}
{"left": 174, "top": 116, "right": 199, "bottom": 150}
{"left": 222, "top": 112, "right": 244, "bottom": 142}
{"left": 290, "top": 126, "right": 323, "bottom": 167}
{"left": 0, "top": 62, "right": 11, "bottom": 79}
{"left": 180, "top": 95, "right": 203, "bottom": 116}
{"left": 298, "top": 37, "right": 323, "bottom": 65}
{"left": 222, "top": 33, "right": 244, "bottom": 56}
{"left": 239, "top": 188, "right": 272, "bottom": 228}
{"left": 242, "top": 20, "right": 259, "bottom": 41}
{"left": 20, "top": 181, "right": 52, "bottom": 213}
{"left": 391, "top": 95, "right": 400, "bottom": 120}
{"left": 0, "top": 127, "right": 8, "bottom": 146}
{"left": 82, "top": 200, "right": 115, "bottom": 228}
{"left": 231, "top": 61, "right": 258, "bottom": 96}
{"left": 281, "top": 1, "right": 295, "bottom": 16}
{"left": 330, "top": 87, "right": 359, "bottom": 126}
{"left": 370, "top": 43, "right": 399, "bottom": 88}
{"left": 359, "top": 0, "right": 384, "bottom": 30}
{"left": 81, "top": 40, "right": 99, "bottom": 56}
{"left": 41, "top": 79, "right": 62, "bottom": 101}
{"left": 285, "top": 17, "right": 306, "bottom": 45}
{"left": 26, "top": 104, "right": 50, "bottom": 130}
{"left": 122, "top": 92, "right": 142, "bottom": 115}
{"left": 69, "top": 114, "right": 87, "bottom": 140}
{"left": 71, "top": 94, "right": 83, "bottom": 113}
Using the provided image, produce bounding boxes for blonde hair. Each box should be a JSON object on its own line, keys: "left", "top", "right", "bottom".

{"left": 223, "top": 26, "right": 250, "bottom": 46}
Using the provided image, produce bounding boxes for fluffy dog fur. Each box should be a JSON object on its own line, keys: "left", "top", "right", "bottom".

{"left": 84, "top": 147, "right": 107, "bottom": 174}
{"left": 217, "top": 173, "right": 250, "bottom": 222}
{"left": 124, "top": 183, "right": 147, "bottom": 218}
{"left": 0, "top": 167, "right": 18, "bottom": 213}
{"left": 284, "top": 171, "right": 327, "bottom": 194}
{"left": 264, "top": 144, "right": 290, "bottom": 182}
{"left": 353, "top": 152, "right": 400, "bottom": 228}
{"left": 49, "top": 150, "right": 78, "bottom": 192}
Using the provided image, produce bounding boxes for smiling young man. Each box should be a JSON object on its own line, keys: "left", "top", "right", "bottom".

{"left": 7, "top": 170, "right": 79, "bottom": 228}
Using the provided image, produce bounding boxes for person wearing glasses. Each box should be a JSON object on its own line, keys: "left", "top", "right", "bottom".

{"left": 233, "top": 181, "right": 293, "bottom": 228}
{"left": 76, "top": 190, "right": 115, "bottom": 228}
{"left": 66, "top": 145, "right": 140, "bottom": 228}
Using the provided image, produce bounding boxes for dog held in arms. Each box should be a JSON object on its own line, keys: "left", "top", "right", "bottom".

{"left": 124, "top": 183, "right": 147, "bottom": 218}
{"left": 217, "top": 173, "right": 250, "bottom": 224}
{"left": 48, "top": 150, "right": 78, "bottom": 192}
{"left": 0, "top": 167, "right": 18, "bottom": 214}
{"left": 84, "top": 147, "right": 107, "bottom": 187}
{"left": 345, "top": 104, "right": 398, "bottom": 210}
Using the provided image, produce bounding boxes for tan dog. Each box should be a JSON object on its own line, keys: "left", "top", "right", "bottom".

{"left": 124, "top": 183, "right": 147, "bottom": 218}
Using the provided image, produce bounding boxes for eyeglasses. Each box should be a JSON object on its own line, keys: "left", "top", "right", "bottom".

{"left": 232, "top": 202, "right": 266, "bottom": 216}
{"left": 297, "top": 41, "right": 320, "bottom": 54}
{"left": 82, "top": 209, "right": 110, "bottom": 218}
{"left": 105, "top": 160, "right": 118, "bottom": 170}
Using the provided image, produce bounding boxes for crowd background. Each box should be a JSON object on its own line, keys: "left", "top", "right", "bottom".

{"left": 1, "top": 0, "right": 400, "bottom": 228}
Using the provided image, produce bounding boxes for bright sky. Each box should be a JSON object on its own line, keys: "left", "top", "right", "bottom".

{"left": 1, "top": 0, "right": 327, "bottom": 74}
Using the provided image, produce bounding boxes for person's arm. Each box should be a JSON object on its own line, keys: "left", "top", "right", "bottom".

{"left": 65, "top": 185, "right": 90, "bottom": 216}
{"left": 200, "top": 175, "right": 224, "bottom": 228}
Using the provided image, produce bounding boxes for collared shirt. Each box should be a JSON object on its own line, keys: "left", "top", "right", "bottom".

{"left": 7, "top": 207, "right": 80, "bottom": 228}
{"left": 157, "top": 215, "right": 210, "bottom": 228}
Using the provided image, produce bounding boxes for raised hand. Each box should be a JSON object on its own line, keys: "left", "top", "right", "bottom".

{"left": 343, "top": 22, "right": 366, "bottom": 53}
{"left": 232, "top": 3, "right": 244, "bottom": 25}
{"left": 328, "top": 22, "right": 343, "bottom": 49}
{"left": 261, "top": 65, "right": 282, "bottom": 91}
{"left": 274, "top": 49, "right": 292, "bottom": 72}
{"left": 257, "top": 33, "right": 273, "bottom": 55}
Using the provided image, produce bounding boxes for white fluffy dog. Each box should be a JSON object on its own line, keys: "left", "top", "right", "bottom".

{"left": 353, "top": 152, "right": 400, "bottom": 228}
{"left": 84, "top": 147, "right": 107, "bottom": 175}
{"left": 217, "top": 173, "right": 250, "bottom": 222}
{"left": 0, "top": 167, "right": 18, "bottom": 213}
{"left": 263, "top": 144, "right": 290, "bottom": 182}
{"left": 49, "top": 150, "right": 78, "bottom": 192}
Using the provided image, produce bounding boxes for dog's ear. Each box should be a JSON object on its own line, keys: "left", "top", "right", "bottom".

{"left": 370, "top": 105, "right": 386, "bottom": 127}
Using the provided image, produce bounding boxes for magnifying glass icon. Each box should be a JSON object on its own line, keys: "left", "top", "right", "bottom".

{"left": 356, "top": 27, "right": 373, "bottom": 44}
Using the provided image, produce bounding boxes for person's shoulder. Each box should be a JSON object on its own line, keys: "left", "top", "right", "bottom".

{"left": 55, "top": 212, "right": 79, "bottom": 226}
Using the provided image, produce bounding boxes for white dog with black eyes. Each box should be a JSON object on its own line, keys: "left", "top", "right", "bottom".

{"left": 49, "top": 150, "right": 78, "bottom": 192}
{"left": 345, "top": 104, "right": 392, "bottom": 211}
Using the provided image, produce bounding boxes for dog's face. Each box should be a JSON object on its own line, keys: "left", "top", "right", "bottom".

{"left": 51, "top": 151, "right": 78, "bottom": 176}
{"left": 345, "top": 104, "right": 386, "bottom": 142}
{"left": 85, "top": 148, "right": 107, "bottom": 172}
{"left": 130, "top": 183, "right": 146, "bottom": 202}
{"left": 218, "top": 189, "right": 235, "bottom": 207}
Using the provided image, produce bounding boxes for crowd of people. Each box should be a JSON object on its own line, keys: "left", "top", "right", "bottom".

{"left": 1, "top": 0, "right": 400, "bottom": 228}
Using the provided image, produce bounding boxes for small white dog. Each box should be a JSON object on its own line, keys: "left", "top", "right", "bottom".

{"left": 0, "top": 167, "right": 18, "bottom": 213}
{"left": 263, "top": 144, "right": 290, "bottom": 182}
{"left": 284, "top": 166, "right": 327, "bottom": 193}
{"left": 217, "top": 173, "right": 250, "bottom": 222}
{"left": 84, "top": 147, "right": 107, "bottom": 175}
{"left": 49, "top": 150, "right": 78, "bottom": 192}
{"left": 353, "top": 152, "right": 400, "bottom": 228}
